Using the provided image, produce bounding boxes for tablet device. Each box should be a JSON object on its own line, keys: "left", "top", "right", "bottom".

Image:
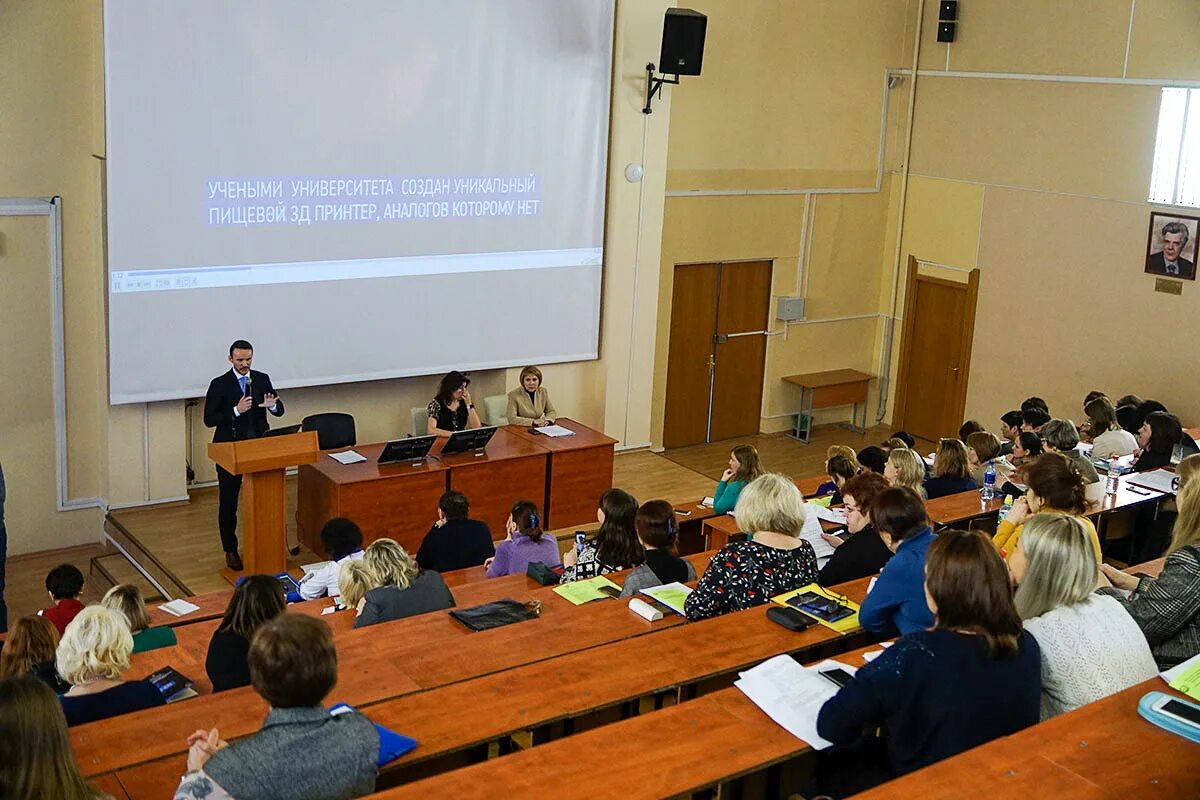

{"left": 785, "top": 591, "right": 855, "bottom": 623}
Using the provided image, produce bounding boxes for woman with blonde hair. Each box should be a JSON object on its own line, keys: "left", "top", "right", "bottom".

{"left": 1011, "top": 513, "right": 1156, "bottom": 718}
{"left": 884, "top": 447, "right": 926, "bottom": 498}
{"left": 57, "top": 606, "right": 165, "bottom": 726}
{"left": 101, "top": 584, "right": 177, "bottom": 654}
{"left": 1099, "top": 454, "right": 1200, "bottom": 668}
{"left": 923, "top": 438, "right": 978, "bottom": 499}
{"left": 506, "top": 365, "right": 558, "bottom": 427}
{"left": 355, "top": 537, "right": 454, "bottom": 628}
{"left": 0, "top": 615, "right": 70, "bottom": 693}
{"left": 0, "top": 676, "right": 114, "bottom": 799}
{"left": 685, "top": 474, "right": 818, "bottom": 621}
{"left": 712, "top": 444, "right": 763, "bottom": 514}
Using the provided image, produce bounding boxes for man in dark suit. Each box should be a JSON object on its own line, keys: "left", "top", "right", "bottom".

{"left": 1146, "top": 221, "right": 1196, "bottom": 279}
{"left": 204, "top": 339, "right": 285, "bottom": 570}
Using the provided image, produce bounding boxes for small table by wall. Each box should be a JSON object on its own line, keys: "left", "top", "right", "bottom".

{"left": 782, "top": 369, "right": 873, "bottom": 443}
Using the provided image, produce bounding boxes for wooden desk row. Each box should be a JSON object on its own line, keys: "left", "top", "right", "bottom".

{"left": 104, "top": 578, "right": 874, "bottom": 800}
{"left": 296, "top": 418, "right": 617, "bottom": 557}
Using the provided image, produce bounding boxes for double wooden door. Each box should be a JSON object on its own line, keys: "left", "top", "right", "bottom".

{"left": 663, "top": 260, "right": 772, "bottom": 448}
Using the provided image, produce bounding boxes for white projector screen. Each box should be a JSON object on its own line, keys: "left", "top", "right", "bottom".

{"left": 104, "top": 0, "right": 613, "bottom": 404}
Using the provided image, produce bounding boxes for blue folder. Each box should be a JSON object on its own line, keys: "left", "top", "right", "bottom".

{"left": 329, "top": 703, "right": 418, "bottom": 766}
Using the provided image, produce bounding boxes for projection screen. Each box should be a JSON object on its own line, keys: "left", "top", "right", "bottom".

{"left": 104, "top": 0, "right": 614, "bottom": 403}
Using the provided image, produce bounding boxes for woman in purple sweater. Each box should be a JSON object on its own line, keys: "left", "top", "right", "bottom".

{"left": 486, "top": 500, "right": 560, "bottom": 577}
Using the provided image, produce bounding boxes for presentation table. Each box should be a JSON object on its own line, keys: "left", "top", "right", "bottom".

{"left": 783, "top": 369, "right": 873, "bottom": 443}
{"left": 296, "top": 419, "right": 615, "bottom": 555}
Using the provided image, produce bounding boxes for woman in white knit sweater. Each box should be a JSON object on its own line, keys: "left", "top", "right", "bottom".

{"left": 1011, "top": 513, "right": 1157, "bottom": 719}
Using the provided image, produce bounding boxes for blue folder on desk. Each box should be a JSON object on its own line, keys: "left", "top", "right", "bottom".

{"left": 329, "top": 703, "right": 418, "bottom": 766}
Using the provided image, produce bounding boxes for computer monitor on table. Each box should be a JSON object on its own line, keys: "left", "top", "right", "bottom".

{"left": 442, "top": 426, "right": 498, "bottom": 456}
{"left": 378, "top": 434, "right": 437, "bottom": 466}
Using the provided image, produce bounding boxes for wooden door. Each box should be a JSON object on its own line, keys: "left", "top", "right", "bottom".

{"left": 663, "top": 264, "right": 719, "bottom": 448}
{"left": 893, "top": 257, "right": 980, "bottom": 442}
{"left": 663, "top": 261, "right": 771, "bottom": 448}
{"left": 710, "top": 260, "right": 772, "bottom": 441}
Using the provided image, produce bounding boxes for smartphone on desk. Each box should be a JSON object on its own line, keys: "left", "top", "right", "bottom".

{"left": 819, "top": 667, "right": 854, "bottom": 688}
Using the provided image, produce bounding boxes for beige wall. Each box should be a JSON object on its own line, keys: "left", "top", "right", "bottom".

{"left": 0, "top": 0, "right": 673, "bottom": 555}
{"left": 654, "top": 0, "right": 914, "bottom": 443}
{"left": 896, "top": 0, "right": 1200, "bottom": 438}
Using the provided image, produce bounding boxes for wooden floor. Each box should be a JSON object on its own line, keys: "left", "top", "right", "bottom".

{"left": 3, "top": 424, "right": 894, "bottom": 624}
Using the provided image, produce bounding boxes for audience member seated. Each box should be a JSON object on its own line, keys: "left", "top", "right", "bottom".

{"left": 1021, "top": 406, "right": 1050, "bottom": 433}
{"left": 966, "top": 431, "right": 1015, "bottom": 487}
{"left": 1039, "top": 418, "right": 1100, "bottom": 483}
{"left": 923, "top": 438, "right": 978, "bottom": 500}
{"left": 299, "top": 517, "right": 366, "bottom": 601}
{"left": 1098, "top": 454, "right": 1200, "bottom": 669}
{"left": 206, "top": 575, "right": 287, "bottom": 693}
{"left": 506, "top": 365, "right": 557, "bottom": 427}
{"left": 1009, "top": 431, "right": 1043, "bottom": 480}
{"left": 0, "top": 614, "right": 70, "bottom": 693}
{"left": 426, "top": 369, "right": 482, "bottom": 437}
{"left": 712, "top": 444, "right": 763, "bottom": 514}
{"left": 1134, "top": 411, "right": 1197, "bottom": 472}
{"left": 1134, "top": 399, "right": 1169, "bottom": 431}
{"left": 684, "top": 474, "right": 819, "bottom": 621}
{"left": 1022, "top": 396, "right": 1049, "bottom": 414}
{"left": 561, "top": 489, "right": 642, "bottom": 582}
{"left": 619, "top": 499, "right": 697, "bottom": 597}
{"left": 883, "top": 447, "right": 926, "bottom": 498}
{"left": 174, "top": 614, "right": 378, "bottom": 800}
{"left": 0, "top": 676, "right": 113, "bottom": 799}
{"left": 1012, "top": 513, "right": 1156, "bottom": 719}
{"left": 993, "top": 454, "right": 1102, "bottom": 563}
{"left": 998, "top": 410, "right": 1023, "bottom": 455}
{"left": 1078, "top": 390, "right": 1107, "bottom": 442}
{"left": 814, "top": 529, "right": 1039, "bottom": 797}
{"left": 856, "top": 445, "right": 887, "bottom": 475}
{"left": 1116, "top": 402, "right": 1141, "bottom": 436}
{"left": 415, "top": 491, "right": 494, "bottom": 573}
{"left": 486, "top": 500, "right": 560, "bottom": 578}
{"left": 958, "top": 419, "right": 985, "bottom": 441}
{"left": 337, "top": 561, "right": 374, "bottom": 615}
{"left": 57, "top": 606, "right": 165, "bottom": 726}
{"left": 818, "top": 472, "right": 893, "bottom": 587}
{"left": 879, "top": 437, "right": 910, "bottom": 454}
{"left": 355, "top": 538, "right": 454, "bottom": 628}
{"left": 815, "top": 445, "right": 859, "bottom": 500}
{"left": 1085, "top": 395, "right": 1137, "bottom": 459}
{"left": 891, "top": 431, "right": 917, "bottom": 449}
{"left": 41, "top": 563, "right": 86, "bottom": 636}
{"left": 101, "top": 584, "right": 177, "bottom": 653}
{"left": 858, "top": 487, "right": 935, "bottom": 636}
{"left": 1116, "top": 393, "right": 1143, "bottom": 409}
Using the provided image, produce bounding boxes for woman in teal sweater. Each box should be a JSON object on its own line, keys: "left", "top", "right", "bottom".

{"left": 713, "top": 444, "right": 763, "bottom": 514}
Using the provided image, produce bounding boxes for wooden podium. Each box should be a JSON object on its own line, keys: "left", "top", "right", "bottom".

{"left": 208, "top": 431, "right": 320, "bottom": 579}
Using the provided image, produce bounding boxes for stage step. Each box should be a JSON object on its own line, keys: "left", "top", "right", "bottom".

{"left": 100, "top": 513, "right": 191, "bottom": 600}
{"left": 89, "top": 551, "right": 167, "bottom": 604}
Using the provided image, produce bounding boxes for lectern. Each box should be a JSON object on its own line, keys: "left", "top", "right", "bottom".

{"left": 208, "top": 431, "right": 320, "bottom": 578}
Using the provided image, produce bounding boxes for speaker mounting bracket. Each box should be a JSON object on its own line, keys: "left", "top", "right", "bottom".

{"left": 643, "top": 63, "right": 680, "bottom": 115}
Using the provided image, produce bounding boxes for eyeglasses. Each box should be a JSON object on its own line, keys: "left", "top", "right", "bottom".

{"left": 843, "top": 501, "right": 860, "bottom": 514}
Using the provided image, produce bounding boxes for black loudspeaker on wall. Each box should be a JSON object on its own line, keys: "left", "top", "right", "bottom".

{"left": 660, "top": 8, "right": 707, "bottom": 76}
{"left": 938, "top": 0, "right": 958, "bottom": 43}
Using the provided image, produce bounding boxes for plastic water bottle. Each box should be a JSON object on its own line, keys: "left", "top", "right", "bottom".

{"left": 999, "top": 495, "right": 1014, "bottom": 518}
{"left": 981, "top": 460, "right": 996, "bottom": 502}
{"left": 1105, "top": 458, "right": 1120, "bottom": 495}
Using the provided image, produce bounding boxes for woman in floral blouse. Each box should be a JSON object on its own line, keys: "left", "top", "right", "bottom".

{"left": 684, "top": 474, "right": 819, "bottom": 621}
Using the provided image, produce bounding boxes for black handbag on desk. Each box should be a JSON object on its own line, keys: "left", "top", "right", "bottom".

{"left": 450, "top": 599, "right": 542, "bottom": 632}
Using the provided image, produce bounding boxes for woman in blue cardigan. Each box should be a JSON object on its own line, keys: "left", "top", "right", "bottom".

{"left": 857, "top": 486, "right": 936, "bottom": 635}
{"left": 712, "top": 444, "right": 762, "bottom": 514}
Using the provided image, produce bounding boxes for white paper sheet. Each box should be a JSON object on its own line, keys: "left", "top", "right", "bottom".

{"left": 735, "top": 656, "right": 858, "bottom": 749}
{"left": 533, "top": 424, "right": 576, "bottom": 437}
{"left": 328, "top": 450, "right": 367, "bottom": 464}
{"left": 158, "top": 599, "right": 200, "bottom": 617}
{"left": 1126, "top": 469, "right": 1177, "bottom": 495}
{"left": 807, "top": 502, "right": 848, "bottom": 526}
{"left": 799, "top": 511, "right": 835, "bottom": 567}
{"left": 1162, "top": 651, "right": 1200, "bottom": 683}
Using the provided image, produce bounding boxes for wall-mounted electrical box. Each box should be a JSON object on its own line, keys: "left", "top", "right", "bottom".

{"left": 776, "top": 296, "right": 806, "bottom": 322}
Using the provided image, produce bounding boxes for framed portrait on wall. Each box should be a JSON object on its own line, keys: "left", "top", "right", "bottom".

{"left": 1146, "top": 211, "right": 1199, "bottom": 280}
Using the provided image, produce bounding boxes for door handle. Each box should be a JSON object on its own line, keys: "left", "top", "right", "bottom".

{"left": 714, "top": 334, "right": 729, "bottom": 344}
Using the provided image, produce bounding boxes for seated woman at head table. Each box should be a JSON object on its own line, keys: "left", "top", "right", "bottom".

{"left": 507, "top": 365, "right": 559, "bottom": 427}
{"left": 427, "top": 369, "right": 482, "bottom": 437}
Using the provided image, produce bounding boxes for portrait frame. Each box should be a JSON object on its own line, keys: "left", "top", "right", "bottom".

{"left": 1145, "top": 211, "right": 1200, "bottom": 281}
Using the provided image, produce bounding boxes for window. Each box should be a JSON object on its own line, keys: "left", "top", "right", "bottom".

{"left": 1149, "top": 88, "right": 1200, "bottom": 208}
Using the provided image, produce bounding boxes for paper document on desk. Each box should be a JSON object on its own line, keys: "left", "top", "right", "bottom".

{"left": 807, "top": 502, "right": 847, "bottom": 526}
{"left": 923, "top": 453, "right": 935, "bottom": 466}
{"left": 1163, "top": 652, "right": 1200, "bottom": 701}
{"left": 328, "top": 450, "right": 367, "bottom": 465}
{"left": 533, "top": 424, "right": 575, "bottom": 437}
{"left": 735, "top": 656, "right": 857, "bottom": 749}
{"left": 552, "top": 576, "right": 621, "bottom": 605}
{"left": 640, "top": 582, "right": 693, "bottom": 616}
{"left": 1127, "top": 469, "right": 1177, "bottom": 495}
{"left": 157, "top": 599, "right": 200, "bottom": 617}
{"left": 799, "top": 511, "right": 835, "bottom": 567}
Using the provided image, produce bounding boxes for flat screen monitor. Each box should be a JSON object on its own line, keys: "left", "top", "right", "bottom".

{"left": 441, "top": 426, "right": 499, "bottom": 455}
{"left": 378, "top": 435, "right": 437, "bottom": 465}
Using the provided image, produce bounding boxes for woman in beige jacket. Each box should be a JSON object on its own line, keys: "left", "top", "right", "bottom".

{"left": 507, "top": 366, "right": 558, "bottom": 427}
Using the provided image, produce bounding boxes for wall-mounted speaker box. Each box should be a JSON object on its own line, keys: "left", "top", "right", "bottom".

{"left": 939, "top": 1, "right": 958, "bottom": 21}
{"left": 937, "top": 21, "right": 956, "bottom": 42}
{"left": 660, "top": 8, "right": 707, "bottom": 76}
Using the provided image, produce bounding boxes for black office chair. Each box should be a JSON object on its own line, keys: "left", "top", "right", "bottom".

{"left": 302, "top": 412, "right": 357, "bottom": 450}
